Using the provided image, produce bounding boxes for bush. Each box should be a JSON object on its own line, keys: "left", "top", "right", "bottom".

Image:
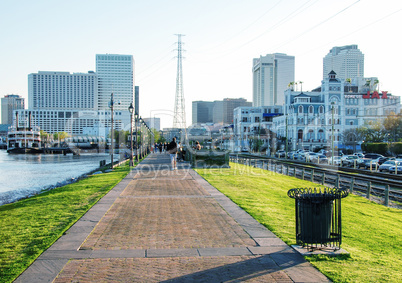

{"left": 361, "top": 142, "right": 402, "bottom": 156}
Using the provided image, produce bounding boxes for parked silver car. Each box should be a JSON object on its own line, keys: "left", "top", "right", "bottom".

{"left": 378, "top": 160, "right": 400, "bottom": 172}
{"left": 388, "top": 161, "right": 402, "bottom": 174}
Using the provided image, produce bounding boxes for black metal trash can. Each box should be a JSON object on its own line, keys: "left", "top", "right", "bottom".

{"left": 288, "top": 187, "right": 348, "bottom": 251}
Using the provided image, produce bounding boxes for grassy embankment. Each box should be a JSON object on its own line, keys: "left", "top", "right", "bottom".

{"left": 196, "top": 163, "right": 402, "bottom": 283}
{"left": 0, "top": 161, "right": 132, "bottom": 283}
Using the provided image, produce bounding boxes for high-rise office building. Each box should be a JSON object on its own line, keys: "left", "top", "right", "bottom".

{"left": 323, "top": 45, "right": 364, "bottom": 81}
{"left": 192, "top": 101, "right": 214, "bottom": 124}
{"left": 28, "top": 71, "right": 97, "bottom": 110}
{"left": 213, "top": 98, "right": 252, "bottom": 124}
{"left": 252, "top": 53, "right": 295, "bottom": 107}
{"left": 1, "top": 94, "right": 25, "bottom": 124}
{"left": 143, "top": 117, "right": 160, "bottom": 131}
{"left": 96, "top": 54, "right": 134, "bottom": 111}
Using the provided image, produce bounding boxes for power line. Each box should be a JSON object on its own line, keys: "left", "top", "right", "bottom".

{"left": 271, "top": 0, "right": 361, "bottom": 51}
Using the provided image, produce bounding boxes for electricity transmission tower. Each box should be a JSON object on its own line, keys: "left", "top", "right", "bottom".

{"left": 172, "top": 34, "right": 186, "bottom": 134}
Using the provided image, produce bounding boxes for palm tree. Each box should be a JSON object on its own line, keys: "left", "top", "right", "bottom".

{"left": 298, "top": 81, "right": 303, "bottom": 92}
{"left": 373, "top": 79, "right": 379, "bottom": 91}
{"left": 288, "top": 82, "right": 295, "bottom": 90}
{"left": 345, "top": 78, "right": 352, "bottom": 92}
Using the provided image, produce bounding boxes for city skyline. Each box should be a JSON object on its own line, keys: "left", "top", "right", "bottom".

{"left": 1, "top": 0, "right": 401, "bottom": 129}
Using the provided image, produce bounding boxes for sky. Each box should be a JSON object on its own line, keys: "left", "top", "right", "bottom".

{"left": 1, "top": 0, "right": 402, "bottom": 129}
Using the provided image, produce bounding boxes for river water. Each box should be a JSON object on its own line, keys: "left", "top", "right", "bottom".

{"left": 0, "top": 150, "right": 116, "bottom": 206}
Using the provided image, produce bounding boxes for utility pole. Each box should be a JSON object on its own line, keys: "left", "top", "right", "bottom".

{"left": 285, "top": 115, "right": 288, "bottom": 156}
{"left": 109, "top": 93, "right": 114, "bottom": 169}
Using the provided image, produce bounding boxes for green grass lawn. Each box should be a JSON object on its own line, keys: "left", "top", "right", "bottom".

{"left": 196, "top": 163, "right": 402, "bottom": 283}
{"left": 0, "top": 162, "right": 131, "bottom": 283}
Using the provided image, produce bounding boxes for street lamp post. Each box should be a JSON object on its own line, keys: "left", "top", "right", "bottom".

{"left": 135, "top": 111, "right": 139, "bottom": 163}
{"left": 331, "top": 102, "right": 335, "bottom": 166}
{"left": 109, "top": 93, "right": 114, "bottom": 169}
{"left": 128, "top": 103, "right": 134, "bottom": 166}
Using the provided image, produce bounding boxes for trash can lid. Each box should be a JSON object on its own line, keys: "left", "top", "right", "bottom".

{"left": 288, "top": 187, "right": 348, "bottom": 200}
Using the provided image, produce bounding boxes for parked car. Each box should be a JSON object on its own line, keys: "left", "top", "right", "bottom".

{"left": 287, "top": 151, "right": 297, "bottom": 159}
{"left": 275, "top": 150, "right": 286, "bottom": 158}
{"left": 306, "top": 152, "right": 318, "bottom": 162}
{"left": 341, "top": 155, "right": 359, "bottom": 167}
{"left": 388, "top": 162, "right": 402, "bottom": 174}
{"left": 311, "top": 154, "right": 328, "bottom": 164}
{"left": 328, "top": 156, "right": 342, "bottom": 166}
{"left": 377, "top": 156, "right": 395, "bottom": 165}
{"left": 318, "top": 149, "right": 329, "bottom": 156}
{"left": 353, "top": 152, "right": 364, "bottom": 158}
{"left": 364, "top": 153, "right": 384, "bottom": 160}
{"left": 378, "top": 160, "right": 400, "bottom": 172}
{"left": 363, "top": 158, "right": 379, "bottom": 170}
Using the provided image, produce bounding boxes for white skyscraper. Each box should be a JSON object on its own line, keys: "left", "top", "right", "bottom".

{"left": 28, "top": 71, "right": 97, "bottom": 110}
{"left": 323, "top": 45, "right": 364, "bottom": 81}
{"left": 252, "top": 53, "right": 295, "bottom": 107}
{"left": 96, "top": 54, "right": 134, "bottom": 111}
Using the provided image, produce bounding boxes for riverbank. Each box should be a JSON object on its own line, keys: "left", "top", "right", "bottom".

{"left": 0, "top": 161, "right": 132, "bottom": 283}
{"left": 0, "top": 151, "right": 118, "bottom": 206}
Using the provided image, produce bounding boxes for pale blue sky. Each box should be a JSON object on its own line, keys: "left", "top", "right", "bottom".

{"left": 1, "top": 0, "right": 401, "bottom": 128}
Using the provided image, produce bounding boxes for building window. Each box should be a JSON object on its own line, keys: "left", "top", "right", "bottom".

{"left": 319, "top": 106, "right": 324, "bottom": 114}
{"left": 298, "top": 105, "right": 303, "bottom": 114}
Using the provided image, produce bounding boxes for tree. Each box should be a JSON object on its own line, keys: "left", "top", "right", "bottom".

{"left": 53, "top": 132, "right": 69, "bottom": 141}
{"left": 345, "top": 78, "right": 352, "bottom": 92}
{"left": 383, "top": 112, "right": 402, "bottom": 142}
{"left": 373, "top": 79, "right": 379, "bottom": 91}
{"left": 341, "top": 128, "right": 363, "bottom": 152}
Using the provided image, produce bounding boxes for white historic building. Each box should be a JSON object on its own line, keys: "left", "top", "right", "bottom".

{"left": 273, "top": 71, "right": 400, "bottom": 151}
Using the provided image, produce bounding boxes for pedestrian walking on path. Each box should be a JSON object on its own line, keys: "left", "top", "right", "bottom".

{"left": 167, "top": 137, "right": 178, "bottom": 170}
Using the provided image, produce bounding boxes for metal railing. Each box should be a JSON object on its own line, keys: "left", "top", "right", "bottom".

{"left": 230, "top": 154, "right": 402, "bottom": 208}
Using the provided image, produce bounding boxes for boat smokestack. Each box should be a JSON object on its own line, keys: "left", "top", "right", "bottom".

{"left": 29, "top": 111, "right": 32, "bottom": 130}
{"left": 16, "top": 112, "right": 19, "bottom": 130}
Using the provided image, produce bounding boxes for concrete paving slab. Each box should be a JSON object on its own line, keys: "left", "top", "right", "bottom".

{"left": 248, "top": 245, "right": 293, "bottom": 255}
{"left": 292, "top": 244, "right": 350, "bottom": 256}
{"left": 90, "top": 249, "right": 145, "bottom": 258}
{"left": 254, "top": 237, "right": 288, "bottom": 246}
{"left": 14, "top": 259, "right": 69, "bottom": 283}
{"left": 147, "top": 248, "right": 199, "bottom": 258}
{"left": 198, "top": 247, "right": 253, "bottom": 257}
{"left": 283, "top": 266, "right": 332, "bottom": 282}
{"left": 40, "top": 250, "right": 91, "bottom": 259}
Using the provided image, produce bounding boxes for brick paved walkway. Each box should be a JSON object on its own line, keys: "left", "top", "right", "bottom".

{"left": 15, "top": 154, "right": 330, "bottom": 282}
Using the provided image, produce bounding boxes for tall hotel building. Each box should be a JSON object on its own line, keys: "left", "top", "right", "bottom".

{"left": 252, "top": 53, "right": 295, "bottom": 107}
{"left": 20, "top": 71, "right": 98, "bottom": 134}
{"left": 323, "top": 45, "right": 364, "bottom": 81}
{"left": 96, "top": 54, "right": 134, "bottom": 111}
{"left": 14, "top": 54, "right": 134, "bottom": 136}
